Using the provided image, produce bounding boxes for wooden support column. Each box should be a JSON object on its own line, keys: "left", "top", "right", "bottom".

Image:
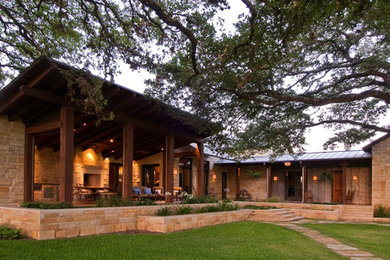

{"left": 122, "top": 123, "right": 134, "bottom": 200}
{"left": 341, "top": 161, "right": 347, "bottom": 204}
{"left": 302, "top": 164, "right": 307, "bottom": 203}
{"left": 267, "top": 166, "right": 272, "bottom": 198}
{"left": 162, "top": 148, "right": 167, "bottom": 191}
{"left": 24, "top": 133, "right": 34, "bottom": 202}
{"left": 236, "top": 165, "right": 241, "bottom": 199}
{"left": 165, "top": 135, "right": 174, "bottom": 203}
{"left": 196, "top": 142, "right": 205, "bottom": 195}
{"left": 59, "top": 106, "right": 74, "bottom": 202}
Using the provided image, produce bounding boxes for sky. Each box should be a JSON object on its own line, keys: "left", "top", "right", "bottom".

{"left": 111, "top": 1, "right": 386, "bottom": 153}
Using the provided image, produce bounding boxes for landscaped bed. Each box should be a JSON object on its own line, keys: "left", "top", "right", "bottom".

{"left": 302, "top": 223, "right": 390, "bottom": 259}
{"left": 0, "top": 222, "right": 343, "bottom": 260}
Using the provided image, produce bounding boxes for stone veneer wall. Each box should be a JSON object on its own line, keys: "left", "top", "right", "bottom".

{"left": 238, "top": 165, "right": 268, "bottom": 201}
{"left": 0, "top": 115, "right": 24, "bottom": 205}
{"left": 372, "top": 137, "right": 390, "bottom": 206}
{"left": 34, "top": 148, "right": 198, "bottom": 199}
{"left": 211, "top": 164, "right": 237, "bottom": 200}
{"left": 34, "top": 147, "right": 110, "bottom": 201}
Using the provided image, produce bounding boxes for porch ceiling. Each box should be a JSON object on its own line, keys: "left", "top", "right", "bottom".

{"left": 0, "top": 57, "right": 209, "bottom": 160}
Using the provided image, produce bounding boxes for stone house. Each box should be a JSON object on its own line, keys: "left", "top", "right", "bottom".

{"left": 208, "top": 137, "right": 390, "bottom": 208}
{"left": 0, "top": 57, "right": 211, "bottom": 204}
{"left": 1, "top": 57, "right": 390, "bottom": 209}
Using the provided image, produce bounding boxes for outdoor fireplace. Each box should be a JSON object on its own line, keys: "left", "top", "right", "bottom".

{"left": 83, "top": 173, "right": 101, "bottom": 187}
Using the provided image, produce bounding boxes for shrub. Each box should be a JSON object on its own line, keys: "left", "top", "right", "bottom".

{"left": 266, "top": 197, "right": 280, "bottom": 202}
{"left": 243, "top": 205, "right": 277, "bottom": 210}
{"left": 20, "top": 201, "right": 73, "bottom": 209}
{"left": 156, "top": 207, "right": 173, "bottom": 216}
{"left": 97, "top": 196, "right": 156, "bottom": 207}
{"left": 97, "top": 196, "right": 133, "bottom": 207}
{"left": 196, "top": 205, "right": 220, "bottom": 213}
{"left": 0, "top": 225, "right": 24, "bottom": 240}
{"left": 374, "top": 204, "right": 390, "bottom": 218}
{"left": 183, "top": 195, "right": 218, "bottom": 204}
{"left": 175, "top": 205, "right": 193, "bottom": 215}
{"left": 135, "top": 198, "right": 156, "bottom": 206}
{"left": 197, "top": 202, "right": 238, "bottom": 213}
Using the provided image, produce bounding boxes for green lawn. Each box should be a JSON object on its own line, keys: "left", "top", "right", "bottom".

{"left": 302, "top": 223, "right": 390, "bottom": 260}
{"left": 0, "top": 221, "right": 343, "bottom": 260}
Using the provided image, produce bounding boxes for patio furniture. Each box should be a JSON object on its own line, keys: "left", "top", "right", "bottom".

{"left": 173, "top": 186, "right": 183, "bottom": 202}
{"left": 237, "top": 189, "right": 252, "bottom": 201}
{"left": 207, "top": 187, "right": 218, "bottom": 198}
{"left": 304, "top": 189, "right": 314, "bottom": 203}
{"left": 346, "top": 189, "right": 356, "bottom": 204}
{"left": 153, "top": 186, "right": 165, "bottom": 201}
{"left": 141, "top": 186, "right": 159, "bottom": 200}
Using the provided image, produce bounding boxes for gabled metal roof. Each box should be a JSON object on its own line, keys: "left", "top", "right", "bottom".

{"left": 216, "top": 150, "right": 372, "bottom": 165}
{"left": 363, "top": 133, "right": 390, "bottom": 152}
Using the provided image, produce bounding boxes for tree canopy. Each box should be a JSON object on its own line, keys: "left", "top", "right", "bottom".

{"left": 1, "top": 0, "right": 389, "bottom": 156}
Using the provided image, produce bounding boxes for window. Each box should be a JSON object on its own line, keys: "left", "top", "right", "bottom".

{"left": 142, "top": 165, "right": 160, "bottom": 188}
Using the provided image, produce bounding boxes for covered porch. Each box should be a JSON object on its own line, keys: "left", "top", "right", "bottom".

{"left": 0, "top": 57, "right": 210, "bottom": 204}
{"left": 214, "top": 151, "right": 372, "bottom": 205}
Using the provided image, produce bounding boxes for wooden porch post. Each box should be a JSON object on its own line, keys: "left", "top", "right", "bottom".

{"left": 59, "top": 106, "right": 74, "bottom": 202}
{"left": 341, "top": 161, "right": 347, "bottom": 204}
{"left": 162, "top": 148, "right": 167, "bottom": 192}
{"left": 236, "top": 165, "right": 241, "bottom": 199}
{"left": 122, "top": 123, "right": 134, "bottom": 200}
{"left": 196, "top": 142, "right": 204, "bottom": 195}
{"left": 165, "top": 135, "right": 174, "bottom": 203}
{"left": 267, "top": 165, "right": 272, "bottom": 198}
{"left": 302, "top": 164, "right": 307, "bottom": 203}
{"left": 24, "top": 133, "right": 34, "bottom": 202}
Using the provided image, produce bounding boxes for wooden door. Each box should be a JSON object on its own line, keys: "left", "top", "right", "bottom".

{"left": 333, "top": 171, "right": 342, "bottom": 203}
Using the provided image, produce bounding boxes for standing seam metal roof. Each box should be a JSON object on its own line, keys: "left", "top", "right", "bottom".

{"left": 215, "top": 150, "right": 371, "bottom": 164}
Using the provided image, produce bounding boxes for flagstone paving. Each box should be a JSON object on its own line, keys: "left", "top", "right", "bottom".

{"left": 277, "top": 223, "right": 383, "bottom": 260}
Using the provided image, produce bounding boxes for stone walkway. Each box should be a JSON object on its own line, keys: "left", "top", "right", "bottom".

{"left": 277, "top": 223, "right": 383, "bottom": 260}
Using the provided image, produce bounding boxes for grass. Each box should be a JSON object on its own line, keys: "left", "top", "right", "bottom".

{"left": 302, "top": 223, "right": 390, "bottom": 259}
{"left": 0, "top": 222, "right": 343, "bottom": 260}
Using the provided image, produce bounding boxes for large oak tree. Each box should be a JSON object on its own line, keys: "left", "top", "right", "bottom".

{"left": 1, "top": 0, "right": 389, "bottom": 156}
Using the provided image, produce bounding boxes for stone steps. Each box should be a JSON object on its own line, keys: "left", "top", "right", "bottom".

{"left": 248, "top": 208, "right": 305, "bottom": 222}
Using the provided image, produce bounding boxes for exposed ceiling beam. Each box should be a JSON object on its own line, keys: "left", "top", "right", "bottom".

{"left": 26, "top": 121, "right": 60, "bottom": 135}
{"left": 20, "top": 87, "right": 206, "bottom": 142}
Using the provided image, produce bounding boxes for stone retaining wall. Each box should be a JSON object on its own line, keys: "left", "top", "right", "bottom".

{"left": 290, "top": 209, "right": 340, "bottom": 220}
{"left": 0, "top": 203, "right": 219, "bottom": 240}
{"left": 0, "top": 202, "right": 375, "bottom": 240}
{"left": 137, "top": 210, "right": 251, "bottom": 233}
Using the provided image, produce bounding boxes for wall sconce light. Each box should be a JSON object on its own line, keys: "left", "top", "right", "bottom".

{"left": 284, "top": 162, "right": 291, "bottom": 167}
{"left": 273, "top": 176, "right": 278, "bottom": 181}
{"left": 212, "top": 174, "right": 217, "bottom": 182}
{"left": 109, "top": 138, "right": 114, "bottom": 143}
{"left": 353, "top": 175, "right": 358, "bottom": 181}
{"left": 313, "top": 176, "right": 318, "bottom": 182}
{"left": 174, "top": 169, "right": 178, "bottom": 176}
